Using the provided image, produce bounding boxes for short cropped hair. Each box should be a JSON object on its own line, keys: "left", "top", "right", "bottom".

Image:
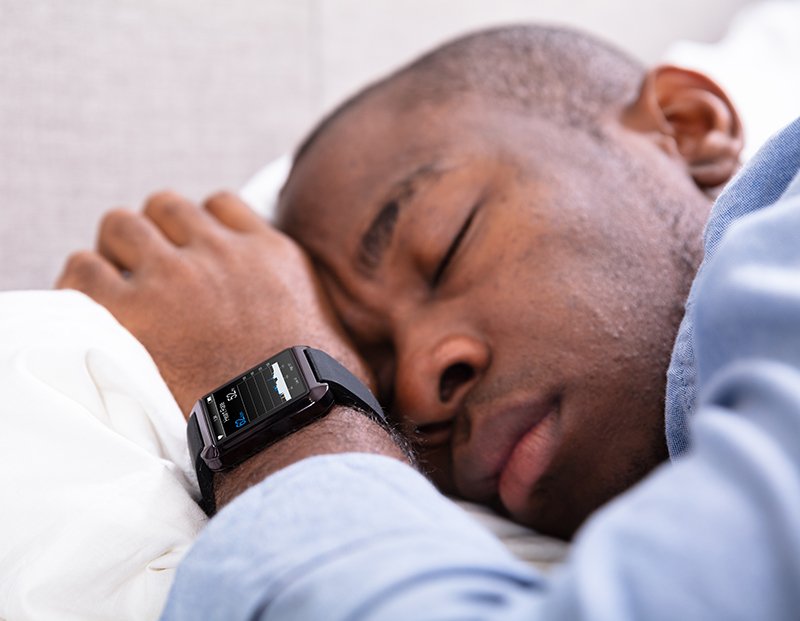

{"left": 295, "top": 25, "right": 646, "bottom": 161}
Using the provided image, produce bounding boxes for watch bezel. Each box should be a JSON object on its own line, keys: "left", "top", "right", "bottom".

{"left": 190, "top": 346, "right": 335, "bottom": 471}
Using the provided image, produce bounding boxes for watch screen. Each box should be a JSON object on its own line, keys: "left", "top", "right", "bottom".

{"left": 204, "top": 349, "right": 308, "bottom": 443}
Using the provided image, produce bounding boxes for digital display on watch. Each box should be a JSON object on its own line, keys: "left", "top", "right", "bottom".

{"left": 204, "top": 349, "right": 308, "bottom": 443}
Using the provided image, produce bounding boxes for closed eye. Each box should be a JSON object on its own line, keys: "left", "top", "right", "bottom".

{"left": 431, "top": 203, "right": 480, "bottom": 287}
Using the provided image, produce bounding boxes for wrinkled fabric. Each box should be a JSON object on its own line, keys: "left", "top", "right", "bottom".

{"left": 666, "top": 115, "right": 800, "bottom": 458}
{"left": 0, "top": 290, "right": 206, "bottom": 621}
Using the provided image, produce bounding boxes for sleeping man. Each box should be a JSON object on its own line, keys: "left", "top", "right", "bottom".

{"left": 13, "top": 24, "right": 800, "bottom": 619}
{"left": 59, "top": 25, "right": 742, "bottom": 534}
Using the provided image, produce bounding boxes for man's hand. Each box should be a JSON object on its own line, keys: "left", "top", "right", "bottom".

{"left": 57, "top": 191, "right": 373, "bottom": 418}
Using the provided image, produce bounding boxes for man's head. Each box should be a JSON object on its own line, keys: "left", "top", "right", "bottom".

{"left": 276, "top": 25, "right": 742, "bottom": 538}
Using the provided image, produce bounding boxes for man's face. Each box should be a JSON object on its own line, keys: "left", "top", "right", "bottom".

{"left": 278, "top": 89, "right": 708, "bottom": 538}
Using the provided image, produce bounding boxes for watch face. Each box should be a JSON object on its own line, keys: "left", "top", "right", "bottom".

{"left": 204, "top": 349, "right": 309, "bottom": 444}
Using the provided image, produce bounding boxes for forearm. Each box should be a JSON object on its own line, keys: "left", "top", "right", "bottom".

{"left": 213, "top": 406, "right": 410, "bottom": 510}
{"left": 162, "top": 453, "right": 543, "bottom": 621}
{"left": 165, "top": 388, "right": 800, "bottom": 621}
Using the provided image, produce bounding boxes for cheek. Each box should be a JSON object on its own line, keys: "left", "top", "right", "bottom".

{"left": 476, "top": 246, "right": 669, "bottom": 408}
{"left": 477, "top": 258, "right": 595, "bottom": 352}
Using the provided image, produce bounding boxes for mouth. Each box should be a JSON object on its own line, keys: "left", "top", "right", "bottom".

{"left": 496, "top": 402, "right": 560, "bottom": 520}
{"left": 455, "top": 395, "right": 562, "bottom": 518}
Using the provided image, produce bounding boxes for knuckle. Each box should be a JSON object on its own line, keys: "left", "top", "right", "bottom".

{"left": 145, "top": 190, "right": 193, "bottom": 220}
{"left": 205, "top": 190, "right": 229, "bottom": 204}
{"left": 98, "top": 208, "right": 137, "bottom": 241}
{"left": 201, "top": 229, "right": 231, "bottom": 255}
{"left": 60, "top": 251, "right": 105, "bottom": 288}
{"left": 205, "top": 190, "right": 238, "bottom": 210}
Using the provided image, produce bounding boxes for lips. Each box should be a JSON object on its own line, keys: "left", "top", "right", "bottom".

{"left": 496, "top": 405, "right": 560, "bottom": 519}
{"left": 453, "top": 395, "right": 561, "bottom": 514}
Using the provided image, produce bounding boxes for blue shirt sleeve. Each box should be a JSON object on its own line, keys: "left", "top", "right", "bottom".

{"left": 666, "top": 116, "right": 800, "bottom": 458}
{"left": 541, "top": 166, "right": 800, "bottom": 619}
{"left": 162, "top": 122, "right": 800, "bottom": 621}
{"left": 160, "top": 453, "right": 547, "bottom": 620}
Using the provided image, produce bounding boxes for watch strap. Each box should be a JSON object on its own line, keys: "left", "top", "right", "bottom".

{"left": 188, "top": 412, "right": 217, "bottom": 515}
{"left": 303, "top": 348, "right": 386, "bottom": 425}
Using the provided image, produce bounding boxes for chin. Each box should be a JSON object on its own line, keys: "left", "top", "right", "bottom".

{"left": 507, "top": 496, "right": 589, "bottom": 541}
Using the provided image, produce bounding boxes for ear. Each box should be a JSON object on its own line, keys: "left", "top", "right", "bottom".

{"left": 622, "top": 65, "right": 743, "bottom": 189}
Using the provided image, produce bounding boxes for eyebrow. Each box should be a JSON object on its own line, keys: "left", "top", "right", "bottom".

{"left": 356, "top": 164, "right": 440, "bottom": 273}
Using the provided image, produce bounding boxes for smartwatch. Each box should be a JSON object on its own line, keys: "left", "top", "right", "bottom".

{"left": 187, "top": 346, "right": 385, "bottom": 515}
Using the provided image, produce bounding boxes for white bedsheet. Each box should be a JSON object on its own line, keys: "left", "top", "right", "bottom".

{"left": 0, "top": 290, "right": 206, "bottom": 621}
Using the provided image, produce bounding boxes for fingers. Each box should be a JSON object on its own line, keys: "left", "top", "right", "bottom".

{"left": 204, "top": 191, "right": 265, "bottom": 232}
{"left": 96, "top": 208, "right": 170, "bottom": 272}
{"left": 63, "top": 190, "right": 264, "bottom": 294}
{"left": 56, "top": 249, "right": 126, "bottom": 302}
{"left": 144, "top": 191, "right": 264, "bottom": 248}
{"left": 143, "top": 191, "right": 207, "bottom": 246}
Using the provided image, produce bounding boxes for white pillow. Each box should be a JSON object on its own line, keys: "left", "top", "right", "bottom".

{"left": 238, "top": 152, "right": 292, "bottom": 221}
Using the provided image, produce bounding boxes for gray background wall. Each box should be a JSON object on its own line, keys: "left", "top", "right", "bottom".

{"left": 0, "top": 0, "right": 755, "bottom": 290}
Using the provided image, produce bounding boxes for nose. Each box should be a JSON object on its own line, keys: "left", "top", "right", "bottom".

{"left": 393, "top": 322, "right": 490, "bottom": 436}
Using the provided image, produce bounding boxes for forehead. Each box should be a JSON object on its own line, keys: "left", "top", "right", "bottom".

{"left": 281, "top": 94, "right": 482, "bottom": 221}
{"left": 277, "top": 90, "right": 584, "bottom": 257}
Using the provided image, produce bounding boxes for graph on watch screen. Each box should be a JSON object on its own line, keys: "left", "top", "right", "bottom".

{"left": 206, "top": 349, "right": 308, "bottom": 441}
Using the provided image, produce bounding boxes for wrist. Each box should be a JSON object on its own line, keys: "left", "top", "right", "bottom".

{"left": 188, "top": 346, "right": 405, "bottom": 515}
{"left": 212, "top": 406, "right": 409, "bottom": 511}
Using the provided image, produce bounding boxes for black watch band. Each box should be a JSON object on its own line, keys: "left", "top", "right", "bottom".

{"left": 188, "top": 347, "right": 384, "bottom": 516}
{"left": 304, "top": 348, "right": 384, "bottom": 421}
{"left": 187, "top": 414, "right": 217, "bottom": 515}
